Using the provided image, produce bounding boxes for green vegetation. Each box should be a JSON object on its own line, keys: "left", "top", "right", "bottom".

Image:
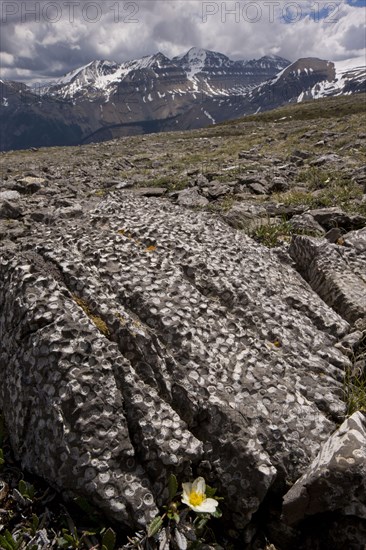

{"left": 146, "top": 174, "right": 188, "bottom": 191}
{"left": 250, "top": 219, "right": 294, "bottom": 247}
{"left": 207, "top": 194, "right": 235, "bottom": 213}
{"left": 0, "top": 430, "right": 227, "bottom": 549}
{"left": 345, "top": 373, "right": 366, "bottom": 416}
{"left": 125, "top": 474, "right": 224, "bottom": 549}
{"left": 227, "top": 93, "right": 366, "bottom": 124}
{"left": 344, "top": 334, "right": 366, "bottom": 415}
{"left": 276, "top": 177, "right": 364, "bottom": 215}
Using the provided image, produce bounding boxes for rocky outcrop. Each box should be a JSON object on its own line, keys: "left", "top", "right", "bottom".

{"left": 0, "top": 185, "right": 360, "bottom": 540}
{"left": 289, "top": 233, "right": 366, "bottom": 324}
{"left": 283, "top": 411, "right": 366, "bottom": 549}
{"left": 283, "top": 411, "right": 366, "bottom": 523}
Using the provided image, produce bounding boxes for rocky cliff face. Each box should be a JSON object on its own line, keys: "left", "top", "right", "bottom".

{"left": 0, "top": 96, "right": 366, "bottom": 548}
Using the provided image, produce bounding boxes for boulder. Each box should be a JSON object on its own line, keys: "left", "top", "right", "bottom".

{"left": 223, "top": 203, "right": 267, "bottom": 230}
{"left": 174, "top": 188, "right": 209, "bottom": 207}
{"left": 310, "top": 154, "right": 342, "bottom": 166}
{"left": 308, "top": 207, "right": 366, "bottom": 231}
{"left": 344, "top": 226, "right": 366, "bottom": 252}
{"left": 0, "top": 200, "right": 22, "bottom": 219}
{"left": 0, "top": 192, "right": 353, "bottom": 535}
{"left": 283, "top": 411, "right": 366, "bottom": 523}
{"left": 0, "top": 190, "right": 21, "bottom": 201}
{"left": 289, "top": 213, "right": 326, "bottom": 237}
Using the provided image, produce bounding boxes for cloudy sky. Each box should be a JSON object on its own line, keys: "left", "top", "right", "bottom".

{"left": 0, "top": 0, "right": 365, "bottom": 82}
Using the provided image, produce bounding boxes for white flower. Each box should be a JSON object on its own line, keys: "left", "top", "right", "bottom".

{"left": 181, "top": 477, "right": 218, "bottom": 514}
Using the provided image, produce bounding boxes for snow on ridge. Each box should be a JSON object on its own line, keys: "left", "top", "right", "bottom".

{"left": 334, "top": 54, "right": 366, "bottom": 73}
{"left": 54, "top": 61, "right": 95, "bottom": 86}
{"left": 301, "top": 55, "right": 365, "bottom": 101}
{"left": 42, "top": 50, "right": 365, "bottom": 103}
{"left": 184, "top": 48, "right": 208, "bottom": 79}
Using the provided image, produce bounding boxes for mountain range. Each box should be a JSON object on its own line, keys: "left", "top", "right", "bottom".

{"left": 0, "top": 47, "right": 365, "bottom": 151}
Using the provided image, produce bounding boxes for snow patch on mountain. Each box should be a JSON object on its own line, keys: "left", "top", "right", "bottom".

{"left": 203, "top": 109, "right": 216, "bottom": 124}
{"left": 335, "top": 54, "right": 366, "bottom": 73}
{"left": 178, "top": 47, "right": 208, "bottom": 79}
{"left": 54, "top": 61, "right": 96, "bottom": 86}
{"left": 40, "top": 48, "right": 293, "bottom": 103}
{"left": 306, "top": 55, "right": 366, "bottom": 100}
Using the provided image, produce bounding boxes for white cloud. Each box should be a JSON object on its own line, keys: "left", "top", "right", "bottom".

{"left": 0, "top": 0, "right": 364, "bottom": 82}
{"left": 0, "top": 51, "right": 15, "bottom": 66}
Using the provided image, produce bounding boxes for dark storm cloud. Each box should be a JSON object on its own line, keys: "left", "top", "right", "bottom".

{"left": 342, "top": 24, "right": 366, "bottom": 50}
{"left": 152, "top": 16, "right": 201, "bottom": 50}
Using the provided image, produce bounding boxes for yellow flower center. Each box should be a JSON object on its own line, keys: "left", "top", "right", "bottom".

{"left": 189, "top": 491, "right": 205, "bottom": 506}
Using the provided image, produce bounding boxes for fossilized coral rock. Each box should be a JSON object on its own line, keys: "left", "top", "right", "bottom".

{"left": 0, "top": 191, "right": 357, "bottom": 534}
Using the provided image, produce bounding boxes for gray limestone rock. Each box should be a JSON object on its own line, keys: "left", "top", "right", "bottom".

{"left": 310, "top": 154, "right": 342, "bottom": 166}
{"left": 0, "top": 193, "right": 353, "bottom": 533}
{"left": 289, "top": 235, "right": 366, "bottom": 324}
{"left": 308, "top": 207, "right": 366, "bottom": 231}
{"left": 289, "top": 213, "right": 326, "bottom": 237}
{"left": 0, "top": 200, "right": 22, "bottom": 219}
{"left": 282, "top": 411, "right": 366, "bottom": 524}
{"left": 0, "top": 190, "right": 21, "bottom": 201}
{"left": 344, "top": 227, "right": 366, "bottom": 252}
{"left": 174, "top": 188, "right": 209, "bottom": 207}
{"left": 223, "top": 203, "right": 267, "bottom": 230}
{"left": 202, "top": 182, "right": 231, "bottom": 199}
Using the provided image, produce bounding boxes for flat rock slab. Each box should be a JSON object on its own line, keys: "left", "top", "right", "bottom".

{"left": 0, "top": 193, "right": 353, "bottom": 532}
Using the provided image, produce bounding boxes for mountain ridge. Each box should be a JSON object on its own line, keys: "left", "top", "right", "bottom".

{"left": 0, "top": 48, "right": 365, "bottom": 151}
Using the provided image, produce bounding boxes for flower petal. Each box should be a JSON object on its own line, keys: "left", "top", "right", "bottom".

{"left": 192, "top": 477, "right": 205, "bottom": 495}
{"left": 194, "top": 498, "right": 219, "bottom": 514}
{"left": 181, "top": 495, "right": 191, "bottom": 507}
{"left": 182, "top": 482, "right": 192, "bottom": 500}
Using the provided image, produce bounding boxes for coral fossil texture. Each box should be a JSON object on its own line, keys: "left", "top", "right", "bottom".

{"left": 0, "top": 192, "right": 353, "bottom": 529}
